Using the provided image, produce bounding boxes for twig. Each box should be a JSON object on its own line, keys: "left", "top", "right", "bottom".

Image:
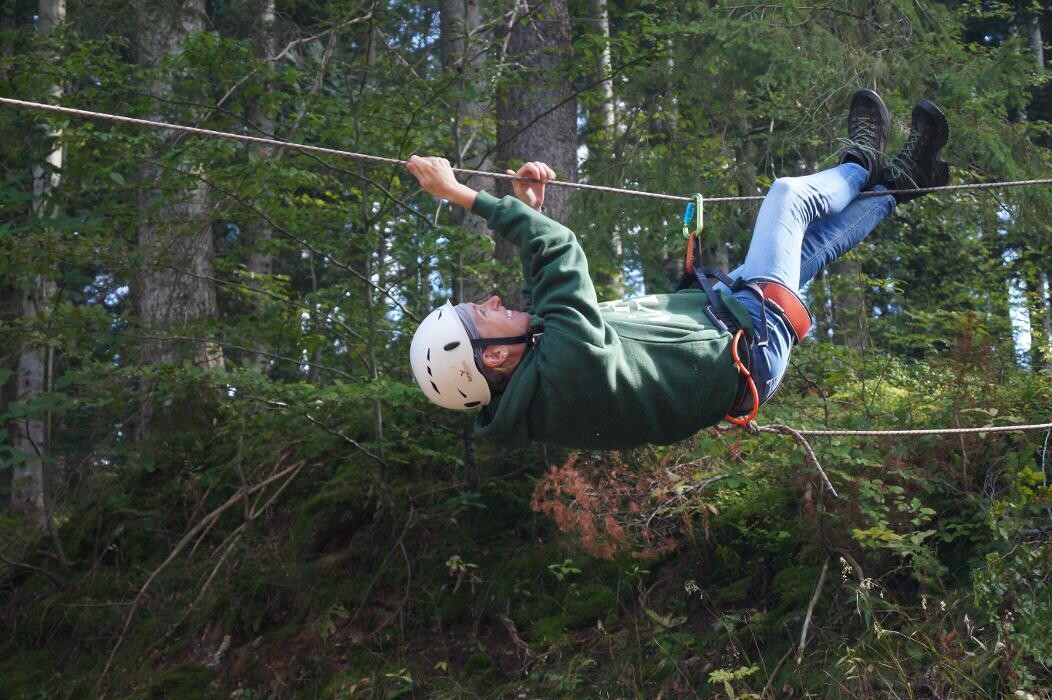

{"left": 213, "top": 15, "right": 373, "bottom": 112}
{"left": 151, "top": 460, "right": 305, "bottom": 654}
{"left": 0, "top": 550, "right": 63, "bottom": 588}
{"left": 121, "top": 332, "right": 357, "bottom": 380}
{"left": 797, "top": 556, "right": 829, "bottom": 664}
{"left": 496, "top": 613, "right": 538, "bottom": 670}
{"left": 185, "top": 168, "right": 421, "bottom": 321}
{"left": 345, "top": 508, "right": 415, "bottom": 635}
{"left": 97, "top": 458, "right": 303, "bottom": 692}
{"left": 754, "top": 423, "right": 840, "bottom": 498}
{"left": 761, "top": 645, "right": 795, "bottom": 698}
{"left": 831, "top": 547, "right": 866, "bottom": 585}
{"left": 303, "top": 413, "right": 387, "bottom": 467}
{"left": 161, "top": 264, "right": 367, "bottom": 343}
{"left": 644, "top": 474, "right": 730, "bottom": 529}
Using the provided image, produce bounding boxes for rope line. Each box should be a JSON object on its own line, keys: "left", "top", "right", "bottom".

{"left": 767, "top": 421, "right": 1052, "bottom": 437}
{"left": 738, "top": 421, "right": 1052, "bottom": 499}
{"left": 6, "top": 97, "right": 1049, "bottom": 496}
{"left": 3, "top": 96, "right": 1051, "bottom": 204}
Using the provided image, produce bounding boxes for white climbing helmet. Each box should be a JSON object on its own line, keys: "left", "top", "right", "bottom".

{"left": 410, "top": 301, "right": 491, "bottom": 410}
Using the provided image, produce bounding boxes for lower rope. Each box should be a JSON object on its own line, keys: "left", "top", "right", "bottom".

{"left": 730, "top": 420, "right": 1052, "bottom": 500}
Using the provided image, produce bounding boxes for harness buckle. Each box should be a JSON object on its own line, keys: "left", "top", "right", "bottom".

{"left": 704, "top": 305, "right": 728, "bottom": 332}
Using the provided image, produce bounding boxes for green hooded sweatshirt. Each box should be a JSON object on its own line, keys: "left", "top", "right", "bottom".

{"left": 471, "top": 192, "right": 751, "bottom": 450}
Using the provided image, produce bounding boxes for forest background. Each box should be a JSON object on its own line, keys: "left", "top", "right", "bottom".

{"left": 1, "top": 0, "right": 1050, "bottom": 697}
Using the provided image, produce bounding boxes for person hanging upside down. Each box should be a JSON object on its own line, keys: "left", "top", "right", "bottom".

{"left": 406, "top": 90, "right": 950, "bottom": 449}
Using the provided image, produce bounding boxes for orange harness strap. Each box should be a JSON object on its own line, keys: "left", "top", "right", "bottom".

{"left": 756, "top": 281, "right": 812, "bottom": 343}
{"left": 723, "top": 284, "right": 811, "bottom": 424}
{"left": 724, "top": 329, "right": 759, "bottom": 426}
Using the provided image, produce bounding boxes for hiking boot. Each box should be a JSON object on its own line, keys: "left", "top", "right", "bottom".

{"left": 882, "top": 99, "right": 950, "bottom": 203}
{"left": 838, "top": 88, "right": 890, "bottom": 190}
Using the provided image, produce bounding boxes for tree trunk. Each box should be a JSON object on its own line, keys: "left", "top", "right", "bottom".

{"left": 440, "top": 0, "right": 496, "bottom": 304}
{"left": 1029, "top": 12, "right": 1050, "bottom": 364}
{"left": 811, "top": 268, "right": 835, "bottom": 342}
{"left": 12, "top": 282, "right": 53, "bottom": 527}
{"left": 593, "top": 0, "right": 615, "bottom": 135}
{"left": 495, "top": 0, "right": 578, "bottom": 307}
{"left": 133, "top": 0, "right": 222, "bottom": 435}
{"left": 245, "top": 0, "right": 276, "bottom": 371}
{"left": 1022, "top": 271, "right": 1048, "bottom": 370}
{"left": 588, "top": 0, "right": 623, "bottom": 298}
{"left": 1007, "top": 8, "right": 1050, "bottom": 369}
{"left": 1028, "top": 10, "right": 1044, "bottom": 70}
{"left": 11, "top": 0, "right": 65, "bottom": 528}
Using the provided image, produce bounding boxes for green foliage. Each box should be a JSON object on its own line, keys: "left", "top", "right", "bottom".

{"left": 1, "top": 0, "right": 1051, "bottom": 698}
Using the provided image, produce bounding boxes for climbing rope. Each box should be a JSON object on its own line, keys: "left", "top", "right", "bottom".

{"left": 3, "top": 96, "right": 1052, "bottom": 203}
{"left": 727, "top": 420, "right": 1052, "bottom": 500}
{"left": 4, "top": 97, "right": 1049, "bottom": 499}
{"left": 768, "top": 421, "right": 1052, "bottom": 438}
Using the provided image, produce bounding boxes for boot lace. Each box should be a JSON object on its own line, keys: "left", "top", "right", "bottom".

{"left": 887, "top": 128, "right": 922, "bottom": 188}
{"left": 835, "top": 115, "right": 882, "bottom": 168}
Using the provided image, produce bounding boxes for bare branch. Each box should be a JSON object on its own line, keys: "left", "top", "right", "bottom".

{"left": 797, "top": 556, "right": 830, "bottom": 664}
{"left": 303, "top": 413, "right": 387, "bottom": 467}
{"left": 120, "top": 332, "right": 358, "bottom": 381}
{"left": 0, "top": 550, "right": 62, "bottom": 588}
{"left": 98, "top": 457, "right": 305, "bottom": 691}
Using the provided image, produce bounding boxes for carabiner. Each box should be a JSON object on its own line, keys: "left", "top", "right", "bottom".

{"left": 682, "top": 193, "right": 704, "bottom": 271}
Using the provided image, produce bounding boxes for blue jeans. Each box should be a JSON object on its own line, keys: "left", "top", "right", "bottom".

{"left": 718, "top": 163, "right": 896, "bottom": 403}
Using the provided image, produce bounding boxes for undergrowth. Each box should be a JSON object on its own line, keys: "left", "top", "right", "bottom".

{"left": 1, "top": 335, "right": 1050, "bottom": 698}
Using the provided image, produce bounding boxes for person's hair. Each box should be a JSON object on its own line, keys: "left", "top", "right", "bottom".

{"left": 453, "top": 303, "right": 514, "bottom": 396}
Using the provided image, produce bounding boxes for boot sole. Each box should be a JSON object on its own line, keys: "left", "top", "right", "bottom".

{"left": 913, "top": 100, "right": 949, "bottom": 187}
{"left": 913, "top": 99, "right": 948, "bottom": 150}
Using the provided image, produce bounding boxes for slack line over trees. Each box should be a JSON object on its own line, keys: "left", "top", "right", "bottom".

{"left": 1, "top": 96, "right": 1051, "bottom": 203}
{"left": 3, "top": 93, "right": 1051, "bottom": 497}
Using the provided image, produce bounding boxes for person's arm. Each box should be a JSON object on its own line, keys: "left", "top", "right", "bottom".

{"left": 406, "top": 156, "right": 477, "bottom": 209}
{"left": 503, "top": 161, "right": 555, "bottom": 311}
{"left": 405, "top": 156, "right": 555, "bottom": 211}
{"left": 407, "top": 156, "right": 559, "bottom": 313}
{"left": 471, "top": 192, "right": 606, "bottom": 344}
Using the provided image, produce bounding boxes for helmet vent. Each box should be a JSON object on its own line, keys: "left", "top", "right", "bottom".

{"left": 444, "top": 341, "right": 460, "bottom": 351}
{"left": 430, "top": 381, "right": 440, "bottom": 394}
{"left": 426, "top": 366, "right": 432, "bottom": 376}
{"left": 464, "top": 401, "right": 481, "bottom": 408}
{"left": 458, "top": 389, "right": 467, "bottom": 398}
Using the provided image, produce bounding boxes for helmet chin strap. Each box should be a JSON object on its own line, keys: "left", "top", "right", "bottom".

{"left": 469, "top": 325, "right": 543, "bottom": 349}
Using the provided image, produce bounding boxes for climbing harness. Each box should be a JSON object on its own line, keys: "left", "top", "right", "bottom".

{"left": 676, "top": 198, "right": 812, "bottom": 426}
{"left": 754, "top": 281, "right": 812, "bottom": 343}
{"left": 675, "top": 205, "right": 762, "bottom": 425}
{"left": 725, "top": 329, "right": 759, "bottom": 426}
{"left": 678, "top": 196, "right": 759, "bottom": 425}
